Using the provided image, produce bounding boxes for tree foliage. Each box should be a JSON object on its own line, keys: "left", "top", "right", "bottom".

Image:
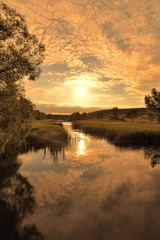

{"left": 68, "top": 112, "right": 89, "bottom": 121}
{"left": 145, "top": 88, "right": 160, "bottom": 123}
{"left": 0, "top": 3, "right": 45, "bottom": 152}
{"left": 34, "top": 110, "right": 47, "bottom": 120}
{"left": 0, "top": 3, "right": 45, "bottom": 83}
{"left": 112, "top": 107, "right": 119, "bottom": 120}
{"left": 69, "top": 112, "right": 82, "bottom": 121}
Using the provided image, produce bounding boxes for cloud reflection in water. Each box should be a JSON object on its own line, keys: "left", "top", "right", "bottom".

{"left": 19, "top": 123, "right": 160, "bottom": 240}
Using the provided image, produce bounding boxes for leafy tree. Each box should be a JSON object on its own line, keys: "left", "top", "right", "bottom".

{"left": 0, "top": 3, "right": 45, "bottom": 152}
{"left": 145, "top": 88, "right": 160, "bottom": 123}
{"left": 0, "top": 3, "right": 45, "bottom": 81}
{"left": 81, "top": 112, "right": 88, "bottom": 120}
{"left": 34, "top": 110, "right": 47, "bottom": 120}
{"left": 126, "top": 109, "right": 138, "bottom": 122}
{"left": 0, "top": 94, "right": 34, "bottom": 151}
{"left": 112, "top": 107, "right": 119, "bottom": 120}
{"left": 69, "top": 112, "right": 81, "bottom": 121}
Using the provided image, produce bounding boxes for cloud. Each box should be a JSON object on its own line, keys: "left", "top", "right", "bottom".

{"left": 3, "top": 0, "right": 160, "bottom": 110}
{"left": 80, "top": 166, "right": 104, "bottom": 181}
{"left": 102, "top": 182, "right": 132, "bottom": 212}
{"left": 102, "top": 22, "right": 131, "bottom": 52}
{"left": 36, "top": 103, "right": 103, "bottom": 114}
{"left": 80, "top": 55, "right": 100, "bottom": 67}
{"left": 42, "top": 63, "right": 70, "bottom": 73}
{"left": 54, "top": 18, "right": 73, "bottom": 36}
{"left": 149, "top": 50, "right": 160, "bottom": 65}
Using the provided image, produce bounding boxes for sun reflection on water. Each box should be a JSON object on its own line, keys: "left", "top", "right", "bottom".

{"left": 76, "top": 132, "right": 87, "bottom": 156}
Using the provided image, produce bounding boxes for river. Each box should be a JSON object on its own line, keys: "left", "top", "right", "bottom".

{"left": 19, "top": 122, "right": 160, "bottom": 240}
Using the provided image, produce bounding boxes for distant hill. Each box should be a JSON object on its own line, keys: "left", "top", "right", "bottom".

{"left": 88, "top": 108, "right": 146, "bottom": 119}
{"left": 35, "top": 107, "right": 147, "bottom": 121}
{"left": 47, "top": 114, "right": 69, "bottom": 121}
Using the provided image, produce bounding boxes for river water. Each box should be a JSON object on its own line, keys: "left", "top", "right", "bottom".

{"left": 19, "top": 122, "right": 160, "bottom": 240}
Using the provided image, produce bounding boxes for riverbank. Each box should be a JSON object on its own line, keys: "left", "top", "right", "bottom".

{"left": 73, "top": 120, "right": 160, "bottom": 146}
{"left": 23, "top": 120, "right": 69, "bottom": 153}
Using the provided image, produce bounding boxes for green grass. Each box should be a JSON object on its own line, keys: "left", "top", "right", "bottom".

{"left": 73, "top": 120, "right": 160, "bottom": 146}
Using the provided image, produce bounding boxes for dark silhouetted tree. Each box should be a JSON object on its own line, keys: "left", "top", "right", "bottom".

{"left": 0, "top": 3, "right": 45, "bottom": 152}
{"left": 112, "top": 107, "right": 119, "bottom": 120}
{"left": 69, "top": 112, "right": 81, "bottom": 121}
{"left": 145, "top": 88, "right": 160, "bottom": 123}
{"left": 34, "top": 110, "right": 47, "bottom": 120}
{"left": 81, "top": 112, "right": 88, "bottom": 120}
{"left": 0, "top": 3, "right": 45, "bottom": 81}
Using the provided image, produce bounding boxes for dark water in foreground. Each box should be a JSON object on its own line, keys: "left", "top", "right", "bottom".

{"left": 18, "top": 123, "right": 160, "bottom": 240}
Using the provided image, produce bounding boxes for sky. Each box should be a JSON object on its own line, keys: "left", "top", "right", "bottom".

{"left": 4, "top": 0, "right": 160, "bottom": 114}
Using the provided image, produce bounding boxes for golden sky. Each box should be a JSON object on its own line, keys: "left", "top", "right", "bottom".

{"left": 4, "top": 0, "right": 160, "bottom": 114}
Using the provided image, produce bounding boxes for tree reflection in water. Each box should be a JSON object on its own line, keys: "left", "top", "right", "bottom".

{"left": 0, "top": 150, "right": 44, "bottom": 240}
{"left": 143, "top": 147, "right": 160, "bottom": 168}
{"left": 20, "top": 137, "right": 67, "bottom": 162}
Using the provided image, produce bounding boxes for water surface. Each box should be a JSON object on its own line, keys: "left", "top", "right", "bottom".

{"left": 19, "top": 122, "right": 160, "bottom": 240}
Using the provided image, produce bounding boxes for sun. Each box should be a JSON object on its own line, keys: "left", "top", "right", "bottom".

{"left": 75, "top": 85, "right": 88, "bottom": 97}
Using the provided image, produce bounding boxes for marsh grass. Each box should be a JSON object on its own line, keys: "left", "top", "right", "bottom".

{"left": 73, "top": 120, "right": 160, "bottom": 146}
{"left": 22, "top": 120, "right": 69, "bottom": 154}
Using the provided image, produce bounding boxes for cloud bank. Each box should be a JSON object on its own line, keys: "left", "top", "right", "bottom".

{"left": 4, "top": 0, "right": 160, "bottom": 113}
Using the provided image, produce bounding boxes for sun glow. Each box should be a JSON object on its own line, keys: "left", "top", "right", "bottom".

{"left": 75, "top": 85, "right": 88, "bottom": 97}
{"left": 68, "top": 75, "right": 95, "bottom": 105}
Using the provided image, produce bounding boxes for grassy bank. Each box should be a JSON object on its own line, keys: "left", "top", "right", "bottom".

{"left": 22, "top": 120, "right": 69, "bottom": 153}
{"left": 73, "top": 120, "right": 160, "bottom": 146}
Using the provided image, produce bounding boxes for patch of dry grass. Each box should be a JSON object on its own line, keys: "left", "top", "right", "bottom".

{"left": 73, "top": 120, "right": 160, "bottom": 146}
{"left": 23, "top": 120, "right": 69, "bottom": 152}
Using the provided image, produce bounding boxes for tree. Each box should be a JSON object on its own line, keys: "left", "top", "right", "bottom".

{"left": 145, "top": 88, "right": 160, "bottom": 123}
{"left": 34, "top": 110, "right": 47, "bottom": 120}
{"left": 112, "top": 107, "right": 119, "bottom": 120}
{"left": 126, "top": 109, "right": 138, "bottom": 122}
{"left": 0, "top": 94, "right": 34, "bottom": 151}
{"left": 69, "top": 112, "right": 82, "bottom": 121}
{"left": 0, "top": 3, "right": 45, "bottom": 82}
{"left": 81, "top": 112, "right": 88, "bottom": 120}
{"left": 0, "top": 3, "right": 45, "bottom": 152}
